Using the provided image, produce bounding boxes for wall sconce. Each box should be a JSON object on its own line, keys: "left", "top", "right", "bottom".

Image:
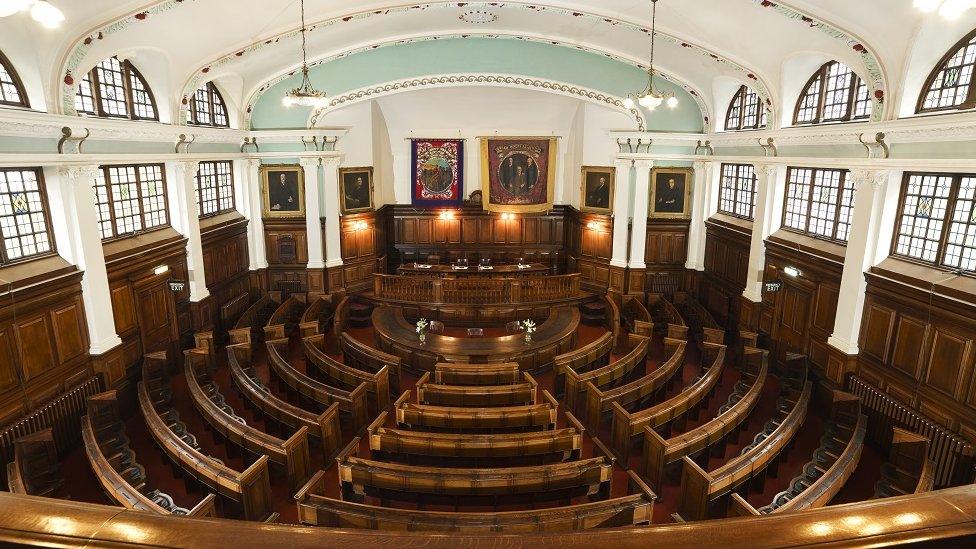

{"left": 500, "top": 212, "right": 516, "bottom": 221}
{"left": 152, "top": 264, "right": 170, "bottom": 276}
{"left": 783, "top": 266, "right": 801, "bottom": 278}
{"left": 353, "top": 220, "right": 368, "bottom": 231}
{"left": 586, "top": 221, "right": 603, "bottom": 231}
{"left": 439, "top": 210, "right": 456, "bottom": 221}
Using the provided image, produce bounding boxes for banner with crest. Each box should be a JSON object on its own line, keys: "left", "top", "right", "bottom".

{"left": 411, "top": 138, "right": 464, "bottom": 207}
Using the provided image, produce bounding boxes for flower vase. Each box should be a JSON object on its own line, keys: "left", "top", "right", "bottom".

{"left": 419, "top": 332, "right": 426, "bottom": 344}
{"left": 524, "top": 332, "right": 532, "bottom": 344}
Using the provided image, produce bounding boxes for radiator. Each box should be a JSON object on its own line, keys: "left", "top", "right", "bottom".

{"left": 847, "top": 374, "right": 975, "bottom": 488}
{"left": 0, "top": 376, "right": 103, "bottom": 484}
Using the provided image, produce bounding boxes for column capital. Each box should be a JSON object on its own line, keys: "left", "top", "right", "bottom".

{"left": 632, "top": 159, "right": 655, "bottom": 169}
{"left": 613, "top": 157, "right": 634, "bottom": 168}
{"left": 693, "top": 160, "right": 713, "bottom": 173}
{"left": 752, "top": 162, "right": 775, "bottom": 180}
{"left": 849, "top": 169, "right": 890, "bottom": 191}
{"left": 322, "top": 156, "right": 343, "bottom": 168}
{"left": 59, "top": 165, "right": 100, "bottom": 183}
{"left": 298, "top": 158, "right": 321, "bottom": 170}
{"left": 172, "top": 159, "right": 201, "bottom": 178}
{"left": 246, "top": 158, "right": 261, "bottom": 169}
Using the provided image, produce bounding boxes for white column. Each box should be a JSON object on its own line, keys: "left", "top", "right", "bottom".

{"left": 243, "top": 159, "right": 268, "bottom": 270}
{"left": 165, "top": 160, "right": 209, "bottom": 301}
{"left": 828, "top": 169, "right": 900, "bottom": 355}
{"left": 392, "top": 152, "right": 411, "bottom": 205}
{"left": 610, "top": 158, "right": 634, "bottom": 268}
{"left": 322, "top": 157, "right": 344, "bottom": 269}
{"left": 299, "top": 158, "right": 325, "bottom": 269}
{"left": 628, "top": 160, "right": 654, "bottom": 269}
{"left": 685, "top": 160, "right": 714, "bottom": 270}
{"left": 55, "top": 166, "right": 122, "bottom": 354}
{"left": 742, "top": 163, "right": 786, "bottom": 302}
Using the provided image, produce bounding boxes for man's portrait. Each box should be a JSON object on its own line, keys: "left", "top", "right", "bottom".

{"left": 261, "top": 165, "right": 305, "bottom": 218}
{"left": 339, "top": 167, "right": 374, "bottom": 214}
{"left": 580, "top": 166, "right": 615, "bottom": 214}
{"left": 650, "top": 167, "right": 693, "bottom": 219}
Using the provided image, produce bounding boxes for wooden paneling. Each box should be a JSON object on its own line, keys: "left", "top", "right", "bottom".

{"left": 264, "top": 218, "right": 310, "bottom": 294}
{"left": 571, "top": 210, "right": 612, "bottom": 291}
{"left": 340, "top": 211, "right": 384, "bottom": 292}
{"left": 201, "top": 214, "right": 252, "bottom": 328}
{"left": 700, "top": 216, "right": 752, "bottom": 328}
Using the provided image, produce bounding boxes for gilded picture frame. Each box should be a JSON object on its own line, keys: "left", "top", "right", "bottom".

{"left": 261, "top": 164, "right": 306, "bottom": 218}
{"left": 580, "top": 166, "right": 616, "bottom": 214}
{"left": 480, "top": 137, "right": 558, "bottom": 214}
{"left": 339, "top": 167, "right": 375, "bottom": 215}
{"left": 649, "top": 167, "right": 694, "bottom": 219}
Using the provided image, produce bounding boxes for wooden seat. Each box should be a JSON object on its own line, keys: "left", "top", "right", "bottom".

{"left": 6, "top": 428, "right": 65, "bottom": 497}
{"left": 394, "top": 390, "right": 559, "bottom": 432}
{"left": 562, "top": 333, "right": 649, "bottom": 414}
{"left": 433, "top": 362, "right": 521, "bottom": 386}
{"left": 304, "top": 334, "right": 391, "bottom": 415}
{"left": 874, "top": 427, "right": 935, "bottom": 498}
{"left": 415, "top": 372, "right": 537, "bottom": 407}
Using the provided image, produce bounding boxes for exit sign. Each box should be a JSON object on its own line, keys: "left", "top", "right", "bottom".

{"left": 169, "top": 281, "right": 186, "bottom": 292}
{"left": 764, "top": 281, "right": 783, "bottom": 293}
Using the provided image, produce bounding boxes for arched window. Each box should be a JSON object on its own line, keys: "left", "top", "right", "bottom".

{"left": 0, "top": 50, "right": 29, "bottom": 108}
{"left": 793, "top": 61, "right": 871, "bottom": 125}
{"left": 190, "top": 82, "right": 229, "bottom": 127}
{"left": 917, "top": 28, "right": 976, "bottom": 114}
{"left": 725, "top": 85, "right": 768, "bottom": 131}
{"left": 74, "top": 57, "right": 158, "bottom": 121}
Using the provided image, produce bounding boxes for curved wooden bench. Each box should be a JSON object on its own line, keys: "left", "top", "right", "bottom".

{"left": 674, "top": 292, "right": 724, "bottom": 344}
{"left": 137, "top": 381, "right": 275, "bottom": 521}
{"left": 433, "top": 362, "right": 521, "bottom": 386}
{"left": 415, "top": 372, "right": 537, "bottom": 407}
{"left": 641, "top": 352, "right": 768, "bottom": 490}
{"left": 874, "top": 427, "right": 936, "bottom": 498}
{"left": 266, "top": 339, "right": 369, "bottom": 432}
{"left": 184, "top": 349, "right": 311, "bottom": 490}
{"left": 676, "top": 380, "right": 812, "bottom": 520}
{"left": 295, "top": 469, "right": 653, "bottom": 531}
{"left": 553, "top": 332, "right": 614, "bottom": 397}
{"left": 395, "top": 391, "right": 558, "bottom": 432}
{"left": 298, "top": 293, "right": 337, "bottom": 337}
{"left": 610, "top": 342, "right": 727, "bottom": 464}
{"left": 339, "top": 332, "right": 402, "bottom": 395}
{"left": 584, "top": 338, "right": 686, "bottom": 431}
{"left": 304, "top": 334, "right": 391, "bottom": 415}
{"left": 367, "top": 411, "right": 580, "bottom": 462}
{"left": 647, "top": 293, "right": 689, "bottom": 341}
{"left": 5, "top": 429, "right": 63, "bottom": 497}
{"left": 227, "top": 343, "right": 341, "bottom": 461}
{"left": 563, "top": 333, "right": 649, "bottom": 414}
{"left": 230, "top": 292, "right": 278, "bottom": 345}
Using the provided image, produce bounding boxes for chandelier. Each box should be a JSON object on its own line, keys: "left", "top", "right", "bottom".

{"left": 913, "top": 0, "right": 976, "bottom": 19}
{"left": 283, "top": 0, "right": 329, "bottom": 108}
{"left": 623, "top": 0, "right": 678, "bottom": 111}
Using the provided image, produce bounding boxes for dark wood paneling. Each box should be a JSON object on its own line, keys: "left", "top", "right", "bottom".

{"left": 264, "top": 218, "right": 309, "bottom": 294}
{"left": 570, "top": 210, "right": 612, "bottom": 291}
{"left": 340, "top": 211, "right": 383, "bottom": 292}
{"left": 201, "top": 214, "right": 252, "bottom": 329}
{"left": 700, "top": 216, "right": 752, "bottom": 328}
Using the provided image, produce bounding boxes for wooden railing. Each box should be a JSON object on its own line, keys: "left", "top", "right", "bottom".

{"left": 373, "top": 273, "right": 581, "bottom": 305}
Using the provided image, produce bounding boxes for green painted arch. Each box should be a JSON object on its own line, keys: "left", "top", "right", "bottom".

{"left": 249, "top": 38, "right": 705, "bottom": 132}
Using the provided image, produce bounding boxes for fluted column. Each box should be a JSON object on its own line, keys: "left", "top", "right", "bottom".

{"left": 165, "top": 160, "right": 209, "bottom": 301}
{"left": 243, "top": 159, "right": 268, "bottom": 271}
{"left": 686, "top": 160, "right": 715, "bottom": 271}
{"left": 742, "top": 163, "right": 786, "bottom": 303}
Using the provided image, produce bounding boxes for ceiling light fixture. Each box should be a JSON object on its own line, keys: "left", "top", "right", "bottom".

{"left": 913, "top": 0, "right": 976, "bottom": 19}
{"left": 0, "top": 0, "right": 64, "bottom": 28}
{"left": 283, "top": 0, "right": 329, "bottom": 108}
{"left": 624, "top": 0, "right": 677, "bottom": 112}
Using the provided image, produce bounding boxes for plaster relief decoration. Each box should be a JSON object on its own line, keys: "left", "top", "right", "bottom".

{"left": 261, "top": 164, "right": 305, "bottom": 218}
{"left": 339, "top": 167, "right": 375, "bottom": 215}
{"left": 480, "top": 137, "right": 556, "bottom": 214}
{"left": 649, "top": 167, "right": 693, "bottom": 219}
{"left": 411, "top": 138, "right": 465, "bottom": 207}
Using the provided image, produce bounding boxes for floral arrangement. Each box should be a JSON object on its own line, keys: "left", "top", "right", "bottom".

{"left": 520, "top": 319, "right": 537, "bottom": 334}
{"left": 416, "top": 318, "right": 429, "bottom": 334}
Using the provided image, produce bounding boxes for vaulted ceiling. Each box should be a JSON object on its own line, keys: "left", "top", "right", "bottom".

{"left": 0, "top": 0, "right": 972, "bottom": 128}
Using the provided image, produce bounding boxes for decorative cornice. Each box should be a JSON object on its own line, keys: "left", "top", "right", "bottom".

{"left": 237, "top": 33, "right": 712, "bottom": 131}
{"left": 305, "top": 73, "right": 646, "bottom": 131}
{"left": 849, "top": 168, "right": 890, "bottom": 190}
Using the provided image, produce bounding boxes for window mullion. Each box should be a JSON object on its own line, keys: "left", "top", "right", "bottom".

{"left": 833, "top": 171, "right": 847, "bottom": 241}
{"left": 122, "top": 62, "right": 137, "bottom": 120}
{"left": 936, "top": 176, "right": 962, "bottom": 268}
{"left": 104, "top": 167, "right": 120, "bottom": 238}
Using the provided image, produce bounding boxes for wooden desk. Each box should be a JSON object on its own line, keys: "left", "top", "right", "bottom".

{"left": 398, "top": 263, "right": 549, "bottom": 277}
{"left": 373, "top": 306, "right": 579, "bottom": 373}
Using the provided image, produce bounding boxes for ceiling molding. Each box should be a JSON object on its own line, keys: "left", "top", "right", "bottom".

{"left": 235, "top": 33, "right": 712, "bottom": 132}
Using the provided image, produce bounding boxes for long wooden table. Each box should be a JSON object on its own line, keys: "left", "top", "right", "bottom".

{"left": 372, "top": 306, "right": 580, "bottom": 373}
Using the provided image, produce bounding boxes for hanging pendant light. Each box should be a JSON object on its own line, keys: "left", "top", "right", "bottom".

{"left": 283, "top": 0, "right": 329, "bottom": 108}
{"left": 624, "top": 0, "right": 677, "bottom": 111}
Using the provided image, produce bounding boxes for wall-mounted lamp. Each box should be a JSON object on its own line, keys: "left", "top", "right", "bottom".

{"left": 353, "top": 220, "right": 369, "bottom": 231}
{"left": 500, "top": 212, "right": 517, "bottom": 221}
{"left": 153, "top": 265, "right": 170, "bottom": 276}
{"left": 783, "top": 266, "right": 801, "bottom": 278}
{"left": 439, "top": 210, "right": 456, "bottom": 221}
{"left": 586, "top": 221, "right": 603, "bottom": 231}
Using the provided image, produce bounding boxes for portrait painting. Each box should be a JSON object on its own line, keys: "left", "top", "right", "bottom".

{"left": 480, "top": 137, "right": 557, "bottom": 213}
{"left": 261, "top": 165, "right": 305, "bottom": 218}
{"left": 580, "top": 166, "right": 615, "bottom": 214}
{"left": 339, "top": 167, "right": 374, "bottom": 215}
{"left": 411, "top": 138, "right": 464, "bottom": 207}
{"left": 650, "top": 167, "right": 693, "bottom": 219}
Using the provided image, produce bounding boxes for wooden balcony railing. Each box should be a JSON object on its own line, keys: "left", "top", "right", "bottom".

{"left": 373, "top": 274, "right": 582, "bottom": 305}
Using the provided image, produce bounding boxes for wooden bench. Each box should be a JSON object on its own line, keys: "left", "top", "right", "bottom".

{"left": 265, "top": 293, "right": 307, "bottom": 337}
{"left": 562, "top": 333, "right": 649, "bottom": 414}
{"left": 298, "top": 292, "right": 340, "bottom": 337}
{"left": 184, "top": 348, "right": 311, "bottom": 491}
{"left": 415, "top": 371, "right": 537, "bottom": 407}
{"left": 676, "top": 380, "right": 812, "bottom": 521}
{"left": 674, "top": 292, "right": 724, "bottom": 344}
{"left": 295, "top": 468, "right": 654, "bottom": 532}
{"left": 367, "top": 411, "right": 580, "bottom": 463}
{"left": 82, "top": 391, "right": 216, "bottom": 517}
{"left": 874, "top": 427, "right": 936, "bottom": 498}
{"left": 621, "top": 293, "right": 654, "bottom": 337}
{"left": 584, "top": 338, "right": 686, "bottom": 431}
{"left": 339, "top": 332, "right": 402, "bottom": 395}
{"left": 337, "top": 437, "right": 613, "bottom": 503}
{"left": 333, "top": 296, "right": 351, "bottom": 339}
{"left": 220, "top": 291, "right": 254, "bottom": 334}
{"left": 395, "top": 390, "right": 559, "bottom": 432}
{"left": 229, "top": 292, "right": 279, "bottom": 345}
{"left": 641, "top": 351, "right": 768, "bottom": 491}
{"left": 137, "top": 380, "right": 276, "bottom": 522}
{"left": 647, "top": 293, "right": 689, "bottom": 341}
{"left": 303, "top": 334, "right": 391, "bottom": 416}
{"left": 433, "top": 362, "right": 521, "bottom": 385}
{"left": 5, "top": 428, "right": 64, "bottom": 497}
{"left": 266, "top": 339, "right": 369, "bottom": 432}
{"left": 227, "top": 343, "right": 342, "bottom": 462}
{"left": 554, "top": 331, "right": 615, "bottom": 397}
{"left": 610, "top": 342, "right": 727, "bottom": 464}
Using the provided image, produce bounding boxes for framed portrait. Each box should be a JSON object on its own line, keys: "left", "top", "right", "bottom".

{"left": 580, "top": 166, "right": 615, "bottom": 214}
{"left": 261, "top": 164, "right": 305, "bottom": 218}
{"left": 339, "top": 167, "right": 374, "bottom": 215}
{"left": 411, "top": 138, "right": 464, "bottom": 207}
{"left": 480, "top": 137, "right": 557, "bottom": 213}
{"left": 650, "top": 167, "right": 693, "bottom": 219}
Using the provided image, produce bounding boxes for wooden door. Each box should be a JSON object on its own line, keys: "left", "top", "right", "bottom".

{"left": 133, "top": 274, "right": 179, "bottom": 362}
{"left": 775, "top": 282, "right": 812, "bottom": 365}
